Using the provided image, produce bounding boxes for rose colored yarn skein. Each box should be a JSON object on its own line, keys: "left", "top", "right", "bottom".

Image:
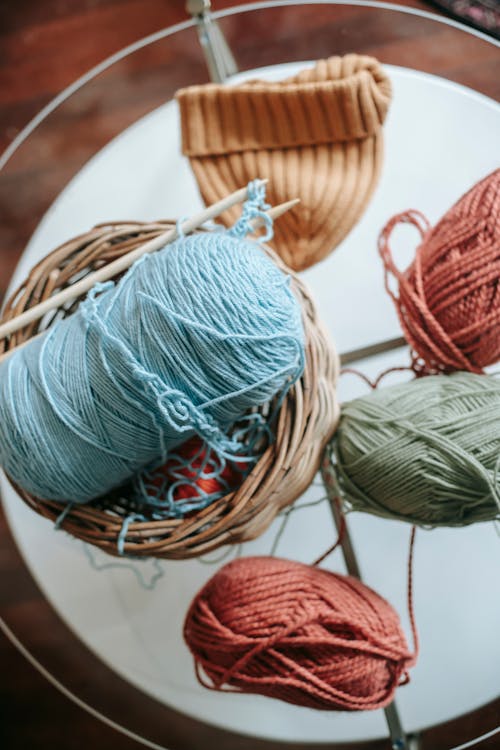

{"left": 184, "top": 556, "right": 416, "bottom": 711}
{"left": 379, "top": 168, "right": 500, "bottom": 374}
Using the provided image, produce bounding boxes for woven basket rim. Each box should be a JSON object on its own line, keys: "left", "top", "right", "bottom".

{"left": 1, "top": 220, "right": 340, "bottom": 559}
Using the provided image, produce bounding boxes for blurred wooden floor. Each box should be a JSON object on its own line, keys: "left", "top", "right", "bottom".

{"left": 0, "top": 2, "right": 499, "bottom": 749}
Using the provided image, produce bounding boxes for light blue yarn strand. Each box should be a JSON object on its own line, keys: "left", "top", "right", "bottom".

{"left": 131, "top": 410, "right": 270, "bottom": 518}
{"left": 0, "top": 185, "right": 304, "bottom": 505}
{"left": 229, "top": 179, "right": 273, "bottom": 241}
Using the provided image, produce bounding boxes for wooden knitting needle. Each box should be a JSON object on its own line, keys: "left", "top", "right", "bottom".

{"left": 0, "top": 181, "right": 272, "bottom": 342}
{"left": 253, "top": 197, "right": 300, "bottom": 227}
{"left": 0, "top": 194, "right": 299, "bottom": 364}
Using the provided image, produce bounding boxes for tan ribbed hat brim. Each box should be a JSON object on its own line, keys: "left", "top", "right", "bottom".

{"left": 176, "top": 54, "right": 392, "bottom": 271}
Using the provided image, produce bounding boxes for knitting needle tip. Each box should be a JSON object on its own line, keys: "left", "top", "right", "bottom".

{"left": 250, "top": 198, "right": 300, "bottom": 232}
{"left": 267, "top": 198, "right": 300, "bottom": 220}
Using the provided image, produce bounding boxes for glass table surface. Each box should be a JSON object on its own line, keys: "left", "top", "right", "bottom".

{"left": 0, "top": 3, "right": 499, "bottom": 749}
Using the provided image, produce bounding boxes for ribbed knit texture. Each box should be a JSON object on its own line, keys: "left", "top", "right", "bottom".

{"left": 184, "top": 555, "right": 416, "bottom": 711}
{"left": 176, "top": 54, "right": 392, "bottom": 271}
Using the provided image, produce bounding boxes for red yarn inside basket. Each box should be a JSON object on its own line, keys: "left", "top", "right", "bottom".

{"left": 184, "top": 555, "right": 416, "bottom": 711}
{"left": 146, "top": 437, "right": 244, "bottom": 504}
{"left": 379, "top": 168, "right": 500, "bottom": 374}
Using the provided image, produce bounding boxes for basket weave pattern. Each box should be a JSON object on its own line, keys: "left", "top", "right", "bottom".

{"left": 1, "top": 221, "right": 340, "bottom": 559}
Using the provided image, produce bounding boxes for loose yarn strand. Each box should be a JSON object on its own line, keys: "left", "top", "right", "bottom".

{"left": 83, "top": 543, "right": 164, "bottom": 591}
{"left": 404, "top": 526, "right": 418, "bottom": 677}
{"left": 319, "top": 462, "right": 418, "bottom": 674}
{"left": 340, "top": 365, "right": 414, "bottom": 390}
{"left": 270, "top": 494, "right": 330, "bottom": 557}
{"left": 229, "top": 179, "right": 273, "bottom": 241}
{"left": 379, "top": 210, "right": 470, "bottom": 374}
{"left": 312, "top": 501, "right": 346, "bottom": 566}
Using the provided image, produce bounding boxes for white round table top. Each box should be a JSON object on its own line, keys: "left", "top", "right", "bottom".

{"left": 1, "top": 62, "right": 499, "bottom": 744}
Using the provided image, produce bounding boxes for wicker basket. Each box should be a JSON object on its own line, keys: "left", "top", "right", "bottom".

{"left": 1, "top": 221, "right": 340, "bottom": 559}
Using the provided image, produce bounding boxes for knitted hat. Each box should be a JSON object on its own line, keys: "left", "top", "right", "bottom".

{"left": 176, "top": 54, "right": 392, "bottom": 270}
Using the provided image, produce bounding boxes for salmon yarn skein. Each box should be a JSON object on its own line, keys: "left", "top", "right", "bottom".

{"left": 379, "top": 168, "right": 500, "bottom": 374}
{"left": 184, "top": 556, "right": 415, "bottom": 711}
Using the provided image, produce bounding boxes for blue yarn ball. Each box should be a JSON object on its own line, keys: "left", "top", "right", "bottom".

{"left": 0, "top": 232, "right": 304, "bottom": 503}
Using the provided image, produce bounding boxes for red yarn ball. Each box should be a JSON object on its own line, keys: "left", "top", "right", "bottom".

{"left": 184, "top": 556, "right": 415, "bottom": 711}
{"left": 379, "top": 168, "right": 500, "bottom": 374}
{"left": 142, "top": 437, "right": 245, "bottom": 508}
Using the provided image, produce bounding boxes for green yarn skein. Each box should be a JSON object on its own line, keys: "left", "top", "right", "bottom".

{"left": 329, "top": 372, "right": 500, "bottom": 527}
